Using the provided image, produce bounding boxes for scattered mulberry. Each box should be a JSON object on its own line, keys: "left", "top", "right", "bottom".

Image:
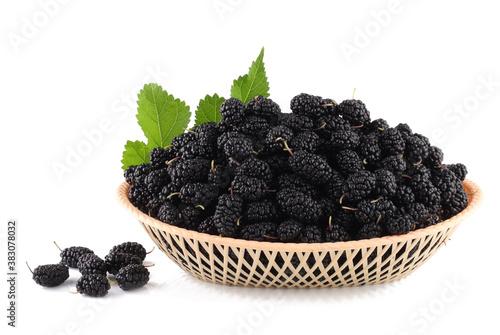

{"left": 116, "top": 264, "right": 150, "bottom": 290}
{"left": 75, "top": 274, "right": 110, "bottom": 297}
{"left": 29, "top": 263, "right": 69, "bottom": 287}
{"left": 77, "top": 254, "right": 107, "bottom": 276}
{"left": 104, "top": 252, "right": 142, "bottom": 275}
{"left": 58, "top": 245, "right": 94, "bottom": 268}
{"left": 109, "top": 242, "right": 148, "bottom": 261}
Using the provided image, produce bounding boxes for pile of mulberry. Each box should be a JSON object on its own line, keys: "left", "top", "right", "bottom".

{"left": 124, "top": 93, "right": 471, "bottom": 243}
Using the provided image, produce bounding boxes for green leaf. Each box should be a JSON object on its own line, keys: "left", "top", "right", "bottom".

{"left": 194, "top": 94, "right": 226, "bottom": 126}
{"left": 230, "top": 47, "right": 270, "bottom": 104}
{"left": 136, "top": 83, "right": 191, "bottom": 148}
{"left": 121, "top": 140, "right": 150, "bottom": 170}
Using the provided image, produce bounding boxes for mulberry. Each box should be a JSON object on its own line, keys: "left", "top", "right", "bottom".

{"left": 337, "top": 99, "right": 370, "bottom": 126}
{"left": 213, "top": 194, "right": 244, "bottom": 237}
{"left": 380, "top": 128, "right": 405, "bottom": 156}
{"left": 384, "top": 215, "right": 414, "bottom": 235}
{"left": 343, "top": 171, "right": 376, "bottom": 202}
{"left": 277, "top": 220, "right": 303, "bottom": 242}
{"left": 109, "top": 242, "right": 148, "bottom": 261}
{"left": 335, "top": 150, "right": 364, "bottom": 175}
{"left": 179, "top": 183, "right": 218, "bottom": 207}
{"left": 289, "top": 150, "right": 333, "bottom": 184}
{"left": 220, "top": 97, "right": 246, "bottom": 125}
{"left": 104, "top": 252, "right": 142, "bottom": 275}
{"left": 77, "top": 254, "right": 107, "bottom": 276}
{"left": 240, "top": 222, "right": 278, "bottom": 241}
{"left": 447, "top": 163, "right": 468, "bottom": 181}
{"left": 29, "top": 263, "right": 69, "bottom": 287}
{"left": 235, "top": 157, "right": 273, "bottom": 183}
{"left": 75, "top": 274, "right": 110, "bottom": 297}
{"left": 116, "top": 264, "right": 150, "bottom": 290}
{"left": 243, "top": 199, "right": 281, "bottom": 223}
{"left": 276, "top": 189, "right": 323, "bottom": 224}
{"left": 57, "top": 244, "right": 94, "bottom": 268}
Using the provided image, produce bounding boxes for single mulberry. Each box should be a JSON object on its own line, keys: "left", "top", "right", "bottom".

{"left": 75, "top": 274, "right": 111, "bottom": 297}
{"left": 109, "top": 242, "right": 148, "bottom": 261}
{"left": 220, "top": 97, "right": 246, "bottom": 125}
{"left": 289, "top": 150, "right": 333, "bottom": 184}
{"left": 77, "top": 254, "right": 107, "bottom": 276}
{"left": 277, "top": 220, "right": 303, "bottom": 242}
{"left": 337, "top": 99, "right": 371, "bottom": 126}
{"left": 240, "top": 222, "right": 278, "bottom": 241}
{"left": 28, "top": 263, "right": 69, "bottom": 287}
{"left": 56, "top": 243, "right": 94, "bottom": 268}
{"left": 213, "top": 194, "right": 244, "bottom": 237}
{"left": 276, "top": 189, "right": 323, "bottom": 224}
{"left": 116, "top": 264, "right": 150, "bottom": 290}
{"left": 104, "top": 252, "right": 142, "bottom": 275}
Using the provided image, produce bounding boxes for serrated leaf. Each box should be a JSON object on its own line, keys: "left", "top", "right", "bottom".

{"left": 230, "top": 47, "right": 270, "bottom": 103}
{"left": 136, "top": 83, "right": 191, "bottom": 148}
{"left": 194, "top": 94, "right": 226, "bottom": 126}
{"left": 121, "top": 140, "right": 150, "bottom": 170}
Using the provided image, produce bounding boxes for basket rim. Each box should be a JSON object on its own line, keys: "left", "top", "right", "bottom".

{"left": 116, "top": 179, "right": 483, "bottom": 252}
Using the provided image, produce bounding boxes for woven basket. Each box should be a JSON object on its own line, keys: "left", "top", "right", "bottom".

{"left": 116, "top": 179, "right": 482, "bottom": 288}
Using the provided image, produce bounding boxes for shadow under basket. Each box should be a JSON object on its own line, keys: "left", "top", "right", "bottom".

{"left": 117, "top": 180, "right": 483, "bottom": 288}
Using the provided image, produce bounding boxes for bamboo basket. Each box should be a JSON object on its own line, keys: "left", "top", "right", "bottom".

{"left": 116, "top": 179, "right": 482, "bottom": 288}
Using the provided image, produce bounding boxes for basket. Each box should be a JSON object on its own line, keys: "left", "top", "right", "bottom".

{"left": 116, "top": 179, "right": 483, "bottom": 288}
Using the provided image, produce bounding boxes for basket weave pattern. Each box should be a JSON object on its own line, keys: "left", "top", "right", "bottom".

{"left": 117, "top": 180, "right": 482, "bottom": 288}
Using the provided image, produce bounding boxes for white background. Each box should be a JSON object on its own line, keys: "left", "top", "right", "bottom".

{"left": 1, "top": 0, "right": 498, "bottom": 334}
